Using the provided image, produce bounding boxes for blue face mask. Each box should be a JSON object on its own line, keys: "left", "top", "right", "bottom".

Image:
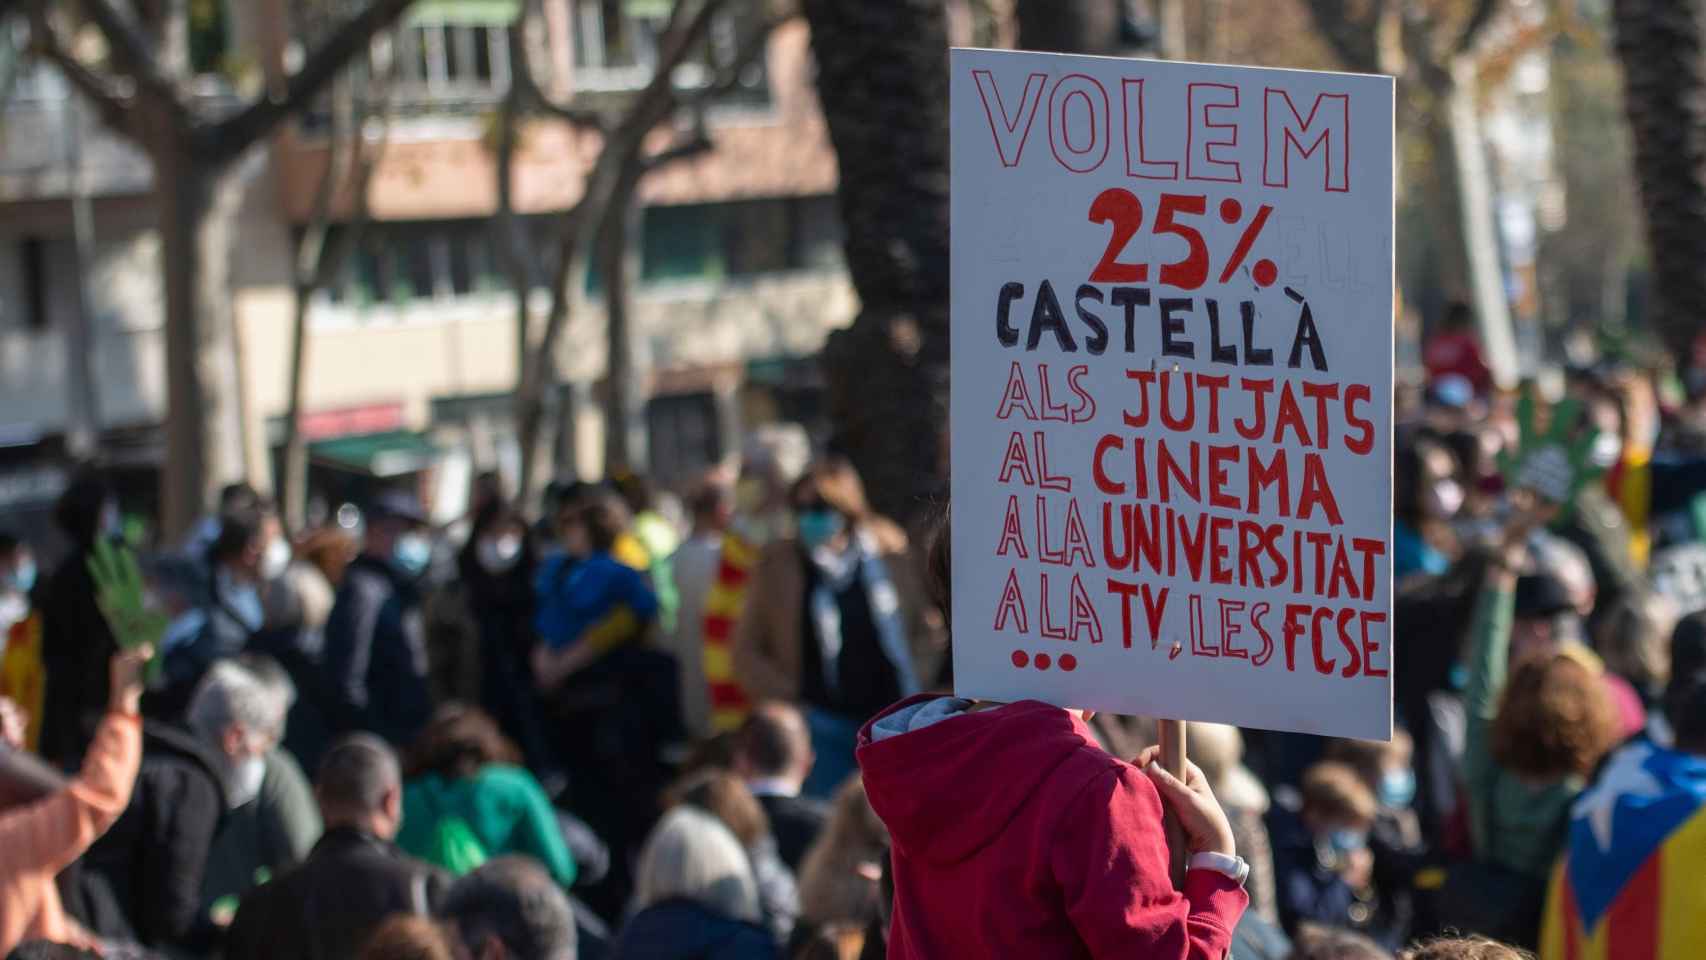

{"left": 796, "top": 509, "right": 845, "bottom": 550}
{"left": 1326, "top": 828, "right": 1368, "bottom": 855}
{"left": 4, "top": 558, "right": 34, "bottom": 595}
{"left": 393, "top": 533, "right": 432, "bottom": 576}
{"left": 1379, "top": 768, "right": 1417, "bottom": 809}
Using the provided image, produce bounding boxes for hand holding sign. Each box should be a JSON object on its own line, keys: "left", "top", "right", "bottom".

{"left": 87, "top": 539, "right": 165, "bottom": 684}
{"left": 1497, "top": 392, "right": 1606, "bottom": 512}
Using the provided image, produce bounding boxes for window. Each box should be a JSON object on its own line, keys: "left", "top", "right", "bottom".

{"left": 638, "top": 195, "right": 843, "bottom": 284}
{"left": 568, "top": 0, "right": 768, "bottom": 104}
{"left": 388, "top": 14, "right": 511, "bottom": 113}
{"left": 323, "top": 220, "right": 516, "bottom": 311}
{"left": 646, "top": 391, "right": 721, "bottom": 491}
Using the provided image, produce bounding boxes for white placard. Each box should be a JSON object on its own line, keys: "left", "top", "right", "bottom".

{"left": 950, "top": 49, "right": 1395, "bottom": 739}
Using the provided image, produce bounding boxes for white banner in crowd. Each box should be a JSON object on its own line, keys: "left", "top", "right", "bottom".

{"left": 949, "top": 49, "right": 1396, "bottom": 739}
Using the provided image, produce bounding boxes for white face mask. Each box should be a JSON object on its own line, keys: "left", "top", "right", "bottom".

{"left": 1425, "top": 478, "right": 1465, "bottom": 519}
{"left": 478, "top": 532, "right": 523, "bottom": 573}
{"left": 261, "top": 538, "right": 291, "bottom": 581}
{"left": 227, "top": 753, "right": 266, "bottom": 808}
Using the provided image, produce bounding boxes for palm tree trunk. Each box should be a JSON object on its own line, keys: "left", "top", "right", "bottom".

{"left": 1612, "top": 0, "right": 1706, "bottom": 359}
{"left": 801, "top": 0, "right": 952, "bottom": 525}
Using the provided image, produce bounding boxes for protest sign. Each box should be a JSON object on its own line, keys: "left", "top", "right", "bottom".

{"left": 949, "top": 49, "right": 1395, "bottom": 739}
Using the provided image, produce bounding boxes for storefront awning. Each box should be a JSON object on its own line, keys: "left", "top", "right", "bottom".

{"left": 406, "top": 0, "right": 519, "bottom": 25}
{"left": 309, "top": 430, "right": 439, "bottom": 478}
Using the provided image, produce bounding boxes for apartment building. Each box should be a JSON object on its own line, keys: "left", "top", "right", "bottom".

{"left": 0, "top": 0, "right": 850, "bottom": 532}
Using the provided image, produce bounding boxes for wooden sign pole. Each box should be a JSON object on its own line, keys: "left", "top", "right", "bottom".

{"left": 1159, "top": 718, "right": 1189, "bottom": 888}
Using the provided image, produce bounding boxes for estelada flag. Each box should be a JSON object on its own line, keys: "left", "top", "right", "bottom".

{"left": 1540, "top": 740, "right": 1706, "bottom": 960}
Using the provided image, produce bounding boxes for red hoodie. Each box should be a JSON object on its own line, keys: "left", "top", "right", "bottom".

{"left": 857, "top": 696, "right": 1247, "bottom": 959}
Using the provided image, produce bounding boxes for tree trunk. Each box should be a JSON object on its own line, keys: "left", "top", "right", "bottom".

{"left": 1612, "top": 0, "right": 1706, "bottom": 359}
{"left": 801, "top": 0, "right": 952, "bottom": 526}
{"left": 155, "top": 132, "right": 219, "bottom": 541}
{"left": 600, "top": 164, "right": 645, "bottom": 476}
{"left": 1015, "top": 0, "right": 1125, "bottom": 54}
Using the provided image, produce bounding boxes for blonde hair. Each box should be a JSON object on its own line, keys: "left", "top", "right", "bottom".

{"left": 633, "top": 807, "right": 761, "bottom": 923}
{"left": 799, "top": 775, "right": 890, "bottom": 926}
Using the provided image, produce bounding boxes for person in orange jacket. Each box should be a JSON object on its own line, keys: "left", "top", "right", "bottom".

{"left": 0, "top": 642, "right": 151, "bottom": 954}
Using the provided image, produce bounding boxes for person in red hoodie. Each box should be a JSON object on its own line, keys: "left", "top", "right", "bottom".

{"left": 856, "top": 530, "right": 1249, "bottom": 959}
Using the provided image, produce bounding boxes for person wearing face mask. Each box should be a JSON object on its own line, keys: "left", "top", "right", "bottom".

{"left": 0, "top": 533, "right": 35, "bottom": 641}
{"left": 1394, "top": 439, "right": 1463, "bottom": 581}
{"left": 192, "top": 658, "right": 322, "bottom": 935}
{"left": 1269, "top": 761, "right": 1385, "bottom": 944}
{"left": 323, "top": 492, "right": 435, "bottom": 753}
{"left": 456, "top": 501, "right": 550, "bottom": 771}
{"left": 1325, "top": 732, "right": 1426, "bottom": 948}
{"left": 147, "top": 505, "right": 277, "bottom": 720}
{"left": 38, "top": 469, "right": 124, "bottom": 767}
{"left": 732, "top": 458, "right": 930, "bottom": 799}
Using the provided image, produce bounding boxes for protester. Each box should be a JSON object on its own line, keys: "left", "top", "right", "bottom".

{"left": 1393, "top": 438, "right": 1463, "bottom": 580}
{"left": 38, "top": 470, "right": 121, "bottom": 765}
{"left": 0, "top": 643, "right": 148, "bottom": 955}
{"left": 1592, "top": 589, "right": 1677, "bottom": 709}
{"left": 1287, "top": 926, "right": 1392, "bottom": 960}
{"left": 1422, "top": 303, "right": 1492, "bottom": 396}
{"left": 733, "top": 458, "right": 927, "bottom": 796}
{"left": 265, "top": 525, "right": 355, "bottom": 634}
{"left": 689, "top": 426, "right": 813, "bottom": 736}
{"left": 1325, "top": 733, "right": 1426, "bottom": 945}
{"left": 1269, "top": 761, "right": 1392, "bottom": 944}
{"left": 77, "top": 686, "right": 228, "bottom": 950}
{"left": 667, "top": 769, "right": 799, "bottom": 945}
{"left": 397, "top": 704, "right": 576, "bottom": 887}
{"left": 1190, "top": 722, "right": 1278, "bottom": 925}
{"left": 796, "top": 776, "right": 887, "bottom": 932}
{"left": 192, "top": 658, "right": 321, "bottom": 927}
{"left": 0, "top": 532, "right": 34, "bottom": 638}
{"left": 441, "top": 856, "right": 581, "bottom": 960}
{"left": 1403, "top": 936, "right": 1530, "bottom": 960}
{"left": 856, "top": 515, "right": 1249, "bottom": 955}
{"left": 226, "top": 733, "right": 448, "bottom": 959}
{"left": 323, "top": 492, "right": 435, "bottom": 752}
{"left": 1537, "top": 611, "right": 1706, "bottom": 958}
{"left": 613, "top": 472, "right": 681, "bottom": 634}
{"left": 734, "top": 701, "right": 828, "bottom": 872}
{"left": 617, "top": 806, "right": 776, "bottom": 960}
{"left": 155, "top": 503, "right": 273, "bottom": 709}
{"left": 456, "top": 500, "right": 549, "bottom": 767}
{"left": 1446, "top": 501, "right": 1621, "bottom": 944}
{"left": 666, "top": 475, "right": 734, "bottom": 740}
{"left": 533, "top": 493, "right": 660, "bottom": 688}
{"left": 360, "top": 915, "right": 461, "bottom": 960}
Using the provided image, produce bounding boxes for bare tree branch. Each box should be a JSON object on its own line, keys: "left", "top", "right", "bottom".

{"left": 1299, "top": 0, "right": 1383, "bottom": 73}
{"left": 640, "top": 131, "right": 712, "bottom": 171}
{"left": 505, "top": 17, "right": 606, "bottom": 133}
{"left": 1453, "top": 0, "right": 1503, "bottom": 55}
{"left": 27, "top": 12, "right": 135, "bottom": 134}
{"left": 675, "top": 11, "right": 789, "bottom": 111}
{"left": 76, "top": 0, "right": 182, "bottom": 105}
{"left": 200, "top": 0, "right": 418, "bottom": 164}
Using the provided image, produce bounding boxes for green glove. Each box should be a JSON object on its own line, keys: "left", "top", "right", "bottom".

{"left": 1496, "top": 391, "right": 1606, "bottom": 516}
{"left": 86, "top": 539, "right": 167, "bottom": 680}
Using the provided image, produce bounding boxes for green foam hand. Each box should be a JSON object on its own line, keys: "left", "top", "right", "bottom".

{"left": 86, "top": 539, "right": 167, "bottom": 680}
{"left": 1496, "top": 391, "right": 1606, "bottom": 514}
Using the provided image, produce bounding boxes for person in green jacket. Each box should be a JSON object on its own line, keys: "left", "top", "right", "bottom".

{"left": 1460, "top": 499, "right": 1622, "bottom": 880}
{"left": 396, "top": 704, "right": 576, "bottom": 889}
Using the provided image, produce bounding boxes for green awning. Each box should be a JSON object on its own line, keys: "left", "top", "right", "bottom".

{"left": 310, "top": 431, "right": 439, "bottom": 478}
{"left": 405, "top": 0, "right": 519, "bottom": 25}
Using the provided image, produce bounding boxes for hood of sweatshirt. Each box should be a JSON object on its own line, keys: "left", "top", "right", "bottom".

{"left": 856, "top": 694, "right": 1101, "bottom": 867}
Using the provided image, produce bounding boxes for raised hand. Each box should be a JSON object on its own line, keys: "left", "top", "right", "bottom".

{"left": 87, "top": 540, "right": 167, "bottom": 681}
{"left": 1497, "top": 390, "right": 1606, "bottom": 513}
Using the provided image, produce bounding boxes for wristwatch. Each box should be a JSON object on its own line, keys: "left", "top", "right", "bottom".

{"left": 1187, "top": 851, "right": 1250, "bottom": 887}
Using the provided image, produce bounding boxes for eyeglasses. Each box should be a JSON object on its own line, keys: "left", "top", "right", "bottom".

{"left": 795, "top": 498, "right": 831, "bottom": 513}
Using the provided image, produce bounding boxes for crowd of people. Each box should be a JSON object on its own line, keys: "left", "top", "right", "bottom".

{"left": 0, "top": 342, "right": 1702, "bottom": 959}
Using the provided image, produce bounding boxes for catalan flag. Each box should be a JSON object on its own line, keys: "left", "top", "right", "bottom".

{"left": 1539, "top": 740, "right": 1706, "bottom": 960}
{"left": 703, "top": 531, "right": 757, "bottom": 732}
